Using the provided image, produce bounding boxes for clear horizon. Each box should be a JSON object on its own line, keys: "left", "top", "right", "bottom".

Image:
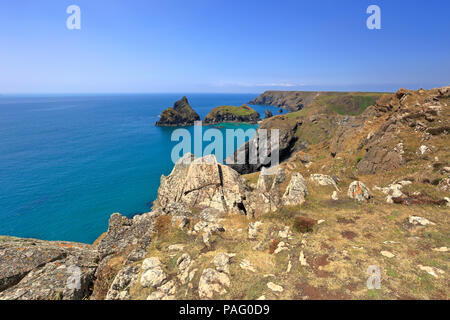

{"left": 1, "top": 0, "right": 449, "bottom": 94}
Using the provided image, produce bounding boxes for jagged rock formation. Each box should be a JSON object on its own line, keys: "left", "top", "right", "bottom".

{"left": 331, "top": 86, "right": 450, "bottom": 176}
{"left": 265, "top": 109, "right": 273, "bottom": 118}
{"left": 254, "top": 166, "right": 286, "bottom": 216}
{"left": 282, "top": 173, "right": 308, "bottom": 206}
{"left": 249, "top": 91, "right": 383, "bottom": 113}
{"left": 249, "top": 91, "right": 318, "bottom": 111}
{"left": 309, "top": 174, "right": 340, "bottom": 191}
{"left": 155, "top": 96, "right": 200, "bottom": 126}
{"left": 203, "top": 105, "right": 260, "bottom": 124}
{"left": 226, "top": 116, "right": 301, "bottom": 174}
{"left": 153, "top": 153, "right": 254, "bottom": 216}
{"left": 92, "top": 211, "right": 159, "bottom": 299}
{"left": 0, "top": 237, "right": 98, "bottom": 300}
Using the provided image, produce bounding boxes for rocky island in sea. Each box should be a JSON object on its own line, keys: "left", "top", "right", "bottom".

{"left": 203, "top": 104, "right": 261, "bottom": 125}
{"left": 155, "top": 96, "right": 201, "bottom": 126}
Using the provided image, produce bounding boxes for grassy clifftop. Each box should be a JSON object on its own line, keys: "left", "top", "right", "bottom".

{"left": 249, "top": 91, "right": 387, "bottom": 115}
{"left": 204, "top": 104, "right": 261, "bottom": 124}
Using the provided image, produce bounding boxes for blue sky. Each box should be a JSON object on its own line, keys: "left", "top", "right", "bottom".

{"left": 1, "top": 0, "right": 449, "bottom": 93}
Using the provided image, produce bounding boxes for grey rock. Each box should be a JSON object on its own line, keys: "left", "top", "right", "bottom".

{"left": 0, "top": 236, "right": 98, "bottom": 300}
{"left": 140, "top": 257, "right": 167, "bottom": 288}
{"left": 199, "top": 208, "right": 227, "bottom": 223}
{"left": 212, "top": 253, "right": 235, "bottom": 274}
{"left": 198, "top": 268, "right": 230, "bottom": 299}
{"left": 310, "top": 174, "right": 340, "bottom": 191}
{"left": 97, "top": 212, "right": 157, "bottom": 259}
{"left": 105, "top": 265, "right": 140, "bottom": 300}
{"left": 282, "top": 173, "right": 308, "bottom": 206}
{"left": 154, "top": 154, "right": 253, "bottom": 217}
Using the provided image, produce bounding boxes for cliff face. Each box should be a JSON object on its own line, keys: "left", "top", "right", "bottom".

{"left": 203, "top": 105, "right": 260, "bottom": 124}
{"left": 155, "top": 96, "right": 200, "bottom": 126}
{"left": 152, "top": 153, "right": 254, "bottom": 216}
{"left": 249, "top": 91, "right": 319, "bottom": 111}
{"left": 226, "top": 116, "right": 301, "bottom": 174}
{"left": 249, "top": 91, "right": 384, "bottom": 114}
{"left": 228, "top": 91, "right": 384, "bottom": 174}
{"left": 1, "top": 86, "right": 449, "bottom": 301}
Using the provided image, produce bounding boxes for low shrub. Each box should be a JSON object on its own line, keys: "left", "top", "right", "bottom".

{"left": 293, "top": 216, "right": 317, "bottom": 233}
{"left": 269, "top": 239, "right": 279, "bottom": 254}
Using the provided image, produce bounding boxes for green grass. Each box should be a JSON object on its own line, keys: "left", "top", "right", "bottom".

{"left": 386, "top": 267, "right": 398, "bottom": 278}
{"left": 310, "top": 93, "right": 383, "bottom": 115}
{"left": 323, "top": 95, "right": 380, "bottom": 115}
{"left": 422, "top": 231, "right": 448, "bottom": 247}
{"left": 418, "top": 275, "right": 435, "bottom": 292}
{"left": 284, "top": 109, "right": 307, "bottom": 119}
{"left": 208, "top": 105, "right": 258, "bottom": 117}
{"left": 367, "top": 289, "right": 381, "bottom": 299}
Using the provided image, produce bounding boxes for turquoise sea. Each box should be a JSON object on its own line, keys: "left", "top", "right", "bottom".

{"left": 0, "top": 94, "right": 278, "bottom": 243}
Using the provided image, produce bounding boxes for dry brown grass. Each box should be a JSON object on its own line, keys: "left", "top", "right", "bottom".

{"left": 154, "top": 214, "right": 172, "bottom": 235}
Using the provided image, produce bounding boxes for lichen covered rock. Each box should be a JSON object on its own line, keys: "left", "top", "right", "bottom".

{"left": 0, "top": 237, "right": 98, "bottom": 300}
{"left": 282, "top": 173, "right": 308, "bottom": 206}
{"left": 154, "top": 154, "right": 253, "bottom": 216}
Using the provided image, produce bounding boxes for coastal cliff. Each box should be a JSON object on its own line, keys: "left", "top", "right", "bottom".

{"left": 203, "top": 105, "right": 260, "bottom": 125}
{"left": 1, "top": 86, "right": 449, "bottom": 300}
{"left": 249, "top": 90, "right": 319, "bottom": 111}
{"left": 249, "top": 90, "right": 384, "bottom": 114}
{"left": 156, "top": 96, "right": 201, "bottom": 126}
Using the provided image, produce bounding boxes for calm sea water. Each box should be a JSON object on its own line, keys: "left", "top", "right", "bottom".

{"left": 0, "top": 94, "right": 277, "bottom": 243}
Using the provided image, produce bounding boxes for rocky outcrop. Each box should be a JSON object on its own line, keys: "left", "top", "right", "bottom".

{"left": 140, "top": 257, "right": 167, "bottom": 288}
{"left": 249, "top": 91, "right": 318, "bottom": 111}
{"left": 356, "top": 145, "right": 404, "bottom": 174}
{"left": 226, "top": 116, "right": 301, "bottom": 174}
{"left": 282, "top": 173, "right": 308, "bottom": 206}
{"left": 91, "top": 211, "right": 160, "bottom": 299}
{"left": 0, "top": 237, "right": 98, "bottom": 300}
{"left": 198, "top": 253, "right": 234, "bottom": 299}
{"left": 254, "top": 166, "right": 286, "bottom": 216}
{"left": 153, "top": 153, "right": 254, "bottom": 217}
{"left": 198, "top": 268, "right": 230, "bottom": 299}
{"left": 265, "top": 110, "right": 273, "bottom": 118}
{"left": 331, "top": 86, "right": 450, "bottom": 175}
{"left": 347, "top": 181, "right": 371, "bottom": 202}
{"left": 309, "top": 174, "right": 340, "bottom": 191}
{"left": 155, "top": 96, "right": 200, "bottom": 126}
{"left": 96, "top": 212, "right": 157, "bottom": 259}
{"left": 203, "top": 105, "right": 260, "bottom": 124}
{"left": 105, "top": 265, "right": 140, "bottom": 300}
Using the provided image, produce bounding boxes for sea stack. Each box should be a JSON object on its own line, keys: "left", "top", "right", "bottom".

{"left": 203, "top": 105, "right": 260, "bottom": 125}
{"left": 156, "top": 96, "right": 201, "bottom": 126}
